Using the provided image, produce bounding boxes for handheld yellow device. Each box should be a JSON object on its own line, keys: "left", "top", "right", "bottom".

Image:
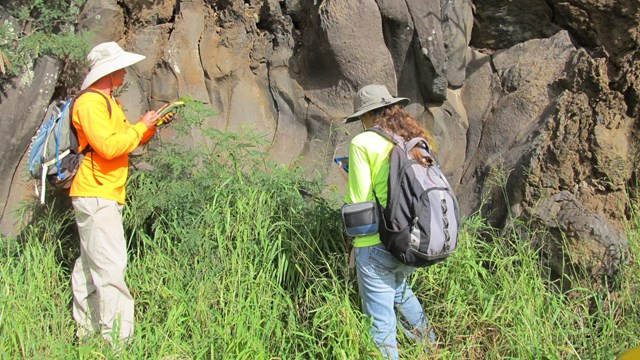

{"left": 156, "top": 101, "right": 185, "bottom": 126}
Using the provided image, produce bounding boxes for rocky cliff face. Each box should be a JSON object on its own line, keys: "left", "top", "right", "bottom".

{"left": 1, "top": 0, "right": 638, "bottom": 281}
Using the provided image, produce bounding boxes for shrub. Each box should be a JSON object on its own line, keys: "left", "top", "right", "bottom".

{"left": 1, "top": 0, "right": 90, "bottom": 89}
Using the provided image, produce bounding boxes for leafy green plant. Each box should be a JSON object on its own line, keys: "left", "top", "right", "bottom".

{"left": 13, "top": 0, "right": 85, "bottom": 33}
{"left": 0, "top": 20, "right": 18, "bottom": 76}
{"left": 1, "top": 0, "right": 90, "bottom": 89}
{"left": 0, "top": 48, "right": 11, "bottom": 74}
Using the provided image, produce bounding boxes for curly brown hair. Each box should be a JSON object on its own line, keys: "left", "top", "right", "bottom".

{"left": 369, "top": 104, "right": 437, "bottom": 165}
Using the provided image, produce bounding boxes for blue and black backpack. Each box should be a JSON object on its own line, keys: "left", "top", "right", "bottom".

{"left": 28, "top": 89, "right": 110, "bottom": 203}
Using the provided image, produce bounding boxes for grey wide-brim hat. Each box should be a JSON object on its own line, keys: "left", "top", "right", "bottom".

{"left": 344, "top": 84, "right": 410, "bottom": 123}
{"left": 81, "top": 42, "right": 145, "bottom": 90}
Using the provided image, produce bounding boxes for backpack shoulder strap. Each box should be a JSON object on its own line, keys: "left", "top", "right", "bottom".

{"left": 68, "top": 88, "right": 111, "bottom": 186}
{"left": 366, "top": 126, "right": 397, "bottom": 144}
{"left": 70, "top": 88, "right": 113, "bottom": 154}
{"left": 405, "top": 137, "right": 434, "bottom": 157}
{"left": 365, "top": 126, "right": 401, "bottom": 210}
{"left": 405, "top": 137, "right": 427, "bottom": 150}
{"left": 73, "top": 88, "right": 112, "bottom": 117}
{"left": 368, "top": 127, "right": 433, "bottom": 157}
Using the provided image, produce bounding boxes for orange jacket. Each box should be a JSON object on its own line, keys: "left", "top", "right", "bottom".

{"left": 70, "top": 88, "right": 156, "bottom": 204}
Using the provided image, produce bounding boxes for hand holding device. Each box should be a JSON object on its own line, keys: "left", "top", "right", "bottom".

{"left": 140, "top": 111, "right": 161, "bottom": 128}
{"left": 155, "top": 101, "right": 185, "bottom": 126}
{"left": 334, "top": 156, "right": 349, "bottom": 173}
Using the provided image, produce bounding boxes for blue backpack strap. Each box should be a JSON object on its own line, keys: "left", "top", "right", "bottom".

{"left": 54, "top": 99, "right": 75, "bottom": 180}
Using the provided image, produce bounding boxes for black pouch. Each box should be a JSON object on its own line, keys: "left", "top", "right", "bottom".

{"left": 341, "top": 201, "right": 379, "bottom": 237}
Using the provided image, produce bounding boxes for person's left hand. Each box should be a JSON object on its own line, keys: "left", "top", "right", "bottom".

{"left": 158, "top": 112, "right": 175, "bottom": 126}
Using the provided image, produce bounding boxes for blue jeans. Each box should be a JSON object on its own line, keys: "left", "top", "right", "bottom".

{"left": 355, "top": 244, "right": 436, "bottom": 359}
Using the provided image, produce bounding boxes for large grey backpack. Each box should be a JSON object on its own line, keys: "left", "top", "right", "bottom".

{"left": 368, "top": 127, "right": 460, "bottom": 267}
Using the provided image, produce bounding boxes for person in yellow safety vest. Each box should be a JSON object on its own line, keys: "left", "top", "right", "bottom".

{"left": 341, "top": 85, "right": 437, "bottom": 359}
{"left": 69, "top": 41, "right": 162, "bottom": 344}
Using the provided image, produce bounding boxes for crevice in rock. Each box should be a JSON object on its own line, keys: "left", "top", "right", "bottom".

{"left": 614, "top": 51, "right": 640, "bottom": 119}
{"left": 117, "top": 0, "right": 132, "bottom": 32}
{"left": 201, "top": 59, "right": 214, "bottom": 107}
{"left": 171, "top": 0, "right": 182, "bottom": 25}
{"left": 196, "top": 26, "right": 206, "bottom": 97}
{"left": 622, "top": 85, "right": 639, "bottom": 119}
{"left": 223, "top": 72, "right": 233, "bottom": 130}
{"left": 265, "top": 61, "right": 279, "bottom": 149}
{"left": 0, "top": 152, "right": 23, "bottom": 225}
{"left": 303, "top": 96, "right": 331, "bottom": 119}
{"left": 543, "top": 0, "right": 555, "bottom": 23}
{"left": 487, "top": 53, "right": 501, "bottom": 96}
{"left": 299, "top": 96, "right": 312, "bottom": 157}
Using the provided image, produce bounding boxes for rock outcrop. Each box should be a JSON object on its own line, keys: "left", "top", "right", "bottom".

{"left": 0, "top": 56, "right": 60, "bottom": 233}
{"left": 1, "top": 0, "right": 637, "bottom": 281}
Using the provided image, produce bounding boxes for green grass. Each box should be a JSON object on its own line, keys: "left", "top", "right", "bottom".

{"left": 1, "top": 124, "right": 639, "bottom": 359}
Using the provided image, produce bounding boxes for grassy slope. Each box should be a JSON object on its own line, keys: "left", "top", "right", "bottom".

{"left": 1, "top": 127, "right": 638, "bottom": 359}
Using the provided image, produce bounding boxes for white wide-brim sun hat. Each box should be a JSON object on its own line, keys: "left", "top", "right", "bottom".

{"left": 81, "top": 42, "right": 146, "bottom": 90}
{"left": 344, "top": 84, "right": 410, "bottom": 123}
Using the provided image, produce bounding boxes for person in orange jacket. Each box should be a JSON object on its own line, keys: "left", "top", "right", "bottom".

{"left": 69, "top": 41, "right": 161, "bottom": 344}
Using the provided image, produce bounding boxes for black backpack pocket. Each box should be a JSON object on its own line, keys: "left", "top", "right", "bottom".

{"left": 341, "top": 201, "right": 380, "bottom": 237}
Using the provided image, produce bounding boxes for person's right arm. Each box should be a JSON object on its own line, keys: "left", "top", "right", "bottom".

{"left": 138, "top": 111, "right": 160, "bottom": 144}
{"left": 76, "top": 98, "right": 157, "bottom": 160}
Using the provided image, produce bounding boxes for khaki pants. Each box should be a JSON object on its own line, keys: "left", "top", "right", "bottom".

{"left": 71, "top": 197, "right": 134, "bottom": 343}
